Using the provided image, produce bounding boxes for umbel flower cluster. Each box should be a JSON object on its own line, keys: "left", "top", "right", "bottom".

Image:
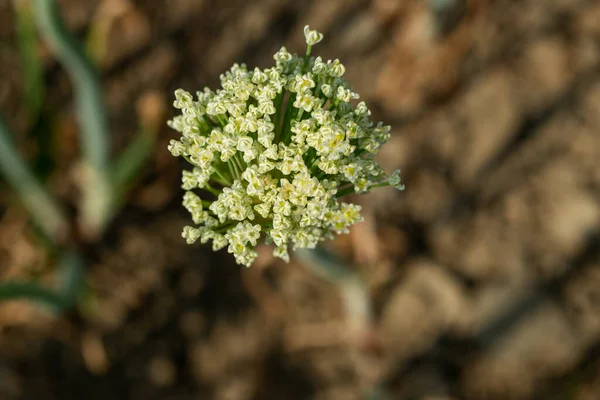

{"left": 168, "top": 26, "right": 404, "bottom": 266}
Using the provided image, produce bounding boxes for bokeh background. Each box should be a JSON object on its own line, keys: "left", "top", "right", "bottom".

{"left": 1, "top": 0, "right": 600, "bottom": 399}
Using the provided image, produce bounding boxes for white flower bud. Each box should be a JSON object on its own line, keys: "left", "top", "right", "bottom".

{"left": 173, "top": 89, "right": 193, "bottom": 109}
{"left": 321, "top": 84, "right": 333, "bottom": 97}
{"left": 303, "top": 25, "right": 324, "bottom": 46}
{"left": 312, "top": 56, "right": 327, "bottom": 75}
{"left": 328, "top": 59, "right": 346, "bottom": 77}
{"left": 389, "top": 170, "right": 405, "bottom": 190}
{"left": 251, "top": 67, "right": 268, "bottom": 84}
{"left": 182, "top": 226, "right": 201, "bottom": 244}
{"left": 274, "top": 46, "right": 293, "bottom": 63}
{"left": 167, "top": 140, "right": 185, "bottom": 156}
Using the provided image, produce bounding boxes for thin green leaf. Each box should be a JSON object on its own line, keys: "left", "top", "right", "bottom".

{"left": 57, "top": 250, "right": 85, "bottom": 306}
{"left": 111, "top": 129, "right": 155, "bottom": 194}
{"left": 14, "top": 0, "right": 44, "bottom": 122}
{"left": 0, "top": 281, "right": 66, "bottom": 309}
{"left": 0, "top": 251, "right": 85, "bottom": 312}
{"left": 31, "top": 0, "right": 112, "bottom": 236}
{"left": 0, "top": 113, "right": 68, "bottom": 241}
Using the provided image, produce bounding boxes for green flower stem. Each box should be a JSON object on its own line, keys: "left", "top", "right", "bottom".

{"left": 275, "top": 92, "right": 293, "bottom": 143}
{"left": 315, "top": 169, "right": 328, "bottom": 181}
{"left": 213, "top": 166, "right": 232, "bottom": 186}
{"left": 314, "top": 82, "right": 323, "bottom": 99}
{"left": 32, "top": 0, "right": 112, "bottom": 237}
{"left": 211, "top": 175, "right": 229, "bottom": 187}
{"left": 309, "top": 165, "right": 322, "bottom": 178}
{"left": 216, "top": 114, "right": 227, "bottom": 127}
{"left": 214, "top": 221, "right": 237, "bottom": 233}
{"left": 182, "top": 154, "right": 197, "bottom": 167}
{"left": 368, "top": 180, "right": 400, "bottom": 191}
{"left": 199, "top": 116, "right": 212, "bottom": 133}
{"left": 232, "top": 154, "right": 241, "bottom": 173}
{"left": 295, "top": 246, "right": 372, "bottom": 342}
{"left": 229, "top": 156, "right": 242, "bottom": 180}
{"left": 237, "top": 152, "right": 247, "bottom": 168}
{"left": 296, "top": 247, "right": 353, "bottom": 281}
{"left": 211, "top": 163, "right": 233, "bottom": 186}
{"left": 335, "top": 185, "right": 356, "bottom": 198}
{"left": 280, "top": 93, "right": 297, "bottom": 144}
{"left": 273, "top": 92, "right": 285, "bottom": 140}
{"left": 303, "top": 44, "right": 313, "bottom": 71}
{"left": 207, "top": 115, "right": 219, "bottom": 127}
{"left": 0, "top": 114, "right": 69, "bottom": 241}
{"left": 295, "top": 245, "right": 378, "bottom": 400}
{"left": 227, "top": 159, "right": 238, "bottom": 181}
{"left": 335, "top": 180, "right": 394, "bottom": 198}
{"left": 204, "top": 183, "right": 221, "bottom": 197}
{"left": 233, "top": 153, "right": 245, "bottom": 176}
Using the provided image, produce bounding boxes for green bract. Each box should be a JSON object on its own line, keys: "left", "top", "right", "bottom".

{"left": 168, "top": 26, "right": 404, "bottom": 266}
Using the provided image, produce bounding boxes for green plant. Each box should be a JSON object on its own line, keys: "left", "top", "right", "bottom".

{"left": 0, "top": 0, "right": 157, "bottom": 310}
{"left": 168, "top": 28, "right": 404, "bottom": 400}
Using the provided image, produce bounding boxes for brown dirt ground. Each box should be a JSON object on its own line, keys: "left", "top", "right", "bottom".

{"left": 1, "top": 0, "right": 600, "bottom": 399}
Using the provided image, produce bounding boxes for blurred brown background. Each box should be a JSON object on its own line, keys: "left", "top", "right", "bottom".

{"left": 1, "top": 0, "right": 600, "bottom": 399}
